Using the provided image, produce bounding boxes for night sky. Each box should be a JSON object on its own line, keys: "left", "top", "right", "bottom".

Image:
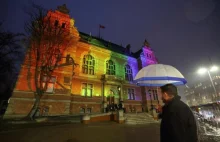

{"left": 1, "top": 0, "right": 220, "bottom": 87}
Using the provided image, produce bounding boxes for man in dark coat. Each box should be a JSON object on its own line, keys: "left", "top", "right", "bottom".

{"left": 159, "top": 84, "right": 198, "bottom": 142}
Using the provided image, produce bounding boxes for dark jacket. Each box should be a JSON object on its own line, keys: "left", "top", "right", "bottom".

{"left": 160, "top": 96, "right": 198, "bottom": 142}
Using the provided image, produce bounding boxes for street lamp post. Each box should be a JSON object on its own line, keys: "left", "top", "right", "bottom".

{"left": 148, "top": 89, "right": 153, "bottom": 112}
{"left": 198, "top": 66, "right": 218, "bottom": 102}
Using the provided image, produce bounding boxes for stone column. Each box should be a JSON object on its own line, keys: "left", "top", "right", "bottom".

{"left": 101, "top": 75, "right": 106, "bottom": 113}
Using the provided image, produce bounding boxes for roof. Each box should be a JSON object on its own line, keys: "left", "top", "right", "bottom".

{"left": 79, "top": 32, "right": 142, "bottom": 59}
{"left": 133, "top": 49, "right": 143, "bottom": 58}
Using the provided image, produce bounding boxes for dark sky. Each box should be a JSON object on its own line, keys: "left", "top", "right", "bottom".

{"left": 1, "top": 0, "right": 220, "bottom": 86}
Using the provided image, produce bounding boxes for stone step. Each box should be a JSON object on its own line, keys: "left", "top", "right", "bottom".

{"left": 125, "top": 121, "right": 158, "bottom": 124}
{"left": 126, "top": 116, "right": 154, "bottom": 119}
{"left": 125, "top": 121, "right": 157, "bottom": 123}
{"left": 125, "top": 118, "right": 154, "bottom": 121}
{"left": 124, "top": 113, "right": 158, "bottom": 125}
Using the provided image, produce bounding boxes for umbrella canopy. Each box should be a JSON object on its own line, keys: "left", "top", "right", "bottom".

{"left": 134, "top": 64, "right": 187, "bottom": 86}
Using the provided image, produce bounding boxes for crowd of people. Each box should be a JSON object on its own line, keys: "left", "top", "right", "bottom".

{"left": 105, "top": 101, "right": 124, "bottom": 112}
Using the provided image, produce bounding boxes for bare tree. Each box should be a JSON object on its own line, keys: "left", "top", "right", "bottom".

{"left": 0, "top": 23, "right": 24, "bottom": 121}
{"left": 24, "top": 4, "right": 76, "bottom": 119}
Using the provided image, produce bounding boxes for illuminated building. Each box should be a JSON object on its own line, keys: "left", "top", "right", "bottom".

{"left": 185, "top": 75, "right": 220, "bottom": 118}
{"left": 5, "top": 4, "right": 162, "bottom": 118}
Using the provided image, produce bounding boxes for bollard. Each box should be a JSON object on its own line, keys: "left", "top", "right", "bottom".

{"left": 117, "top": 110, "right": 125, "bottom": 124}
{"left": 82, "top": 114, "right": 90, "bottom": 124}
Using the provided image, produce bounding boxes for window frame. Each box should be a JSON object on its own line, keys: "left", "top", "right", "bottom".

{"left": 128, "top": 88, "right": 135, "bottom": 100}
{"left": 42, "top": 76, "right": 56, "bottom": 93}
{"left": 82, "top": 54, "right": 95, "bottom": 75}
{"left": 106, "top": 60, "right": 115, "bottom": 75}
{"left": 125, "top": 64, "right": 133, "bottom": 81}
{"left": 81, "top": 83, "right": 93, "bottom": 97}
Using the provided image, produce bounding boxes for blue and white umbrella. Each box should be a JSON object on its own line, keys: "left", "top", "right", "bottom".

{"left": 134, "top": 64, "right": 187, "bottom": 87}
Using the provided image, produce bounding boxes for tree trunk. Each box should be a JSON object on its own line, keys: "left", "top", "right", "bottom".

{"left": 27, "top": 58, "right": 41, "bottom": 120}
{"left": 27, "top": 94, "right": 41, "bottom": 119}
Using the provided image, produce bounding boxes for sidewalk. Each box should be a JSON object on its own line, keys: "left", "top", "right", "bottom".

{"left": 0, "top": 115, "right": 82, "bottom": 132}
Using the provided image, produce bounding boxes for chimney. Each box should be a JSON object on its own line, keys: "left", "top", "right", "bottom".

{"left": 126, "top": 44, "right": 131, "bottom": 54}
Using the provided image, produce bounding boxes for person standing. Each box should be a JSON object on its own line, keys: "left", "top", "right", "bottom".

{"left": 159, "top": 84, "right": 198, "bottom": 142}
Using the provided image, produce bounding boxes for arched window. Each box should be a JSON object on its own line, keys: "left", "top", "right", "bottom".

{"left": 106, "top": 60, "right": 115, "bottom": 75}
{"left": 82, "top": 54, "right": 95, "bottom": 75}
{"left": 125, "top": 64, "right": 133, "bottom": 81}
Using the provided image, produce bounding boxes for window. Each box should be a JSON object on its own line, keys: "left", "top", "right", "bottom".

{"left": 80, "top": 108, "right": 85, "bottom": 113}
{"left": 128, "top": 88, "right": 135, "bottom": 100}
{"left": 106, "top": 60, "right": 115, "bottom": 75}
{"left": 64, "top": 76, "right": 70, "bottom": 84}
{"left": 152, "top": 90, "right": 158, "bottom": 100}
{"left": 62, "top": 23, "right": 66, "bottom": 28}
{"left": 125, "top": 64, "right": 133, "bottom": 81}
{"left": 54, "top": 20, "right": 59, "bottom": 27}
{"left": 42, "top": 76, "right": 56, "bottom": 93}
{"left": 87, "top": 108, "right": 92, "bottom": 113}
{"left": 82, "top": 83, "right": 93, "bottom": 97}
{"left": 82, "top": 54, "right": 95, "bottom": 75}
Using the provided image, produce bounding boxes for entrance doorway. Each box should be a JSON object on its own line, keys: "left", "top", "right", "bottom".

{"left": 107, "top": 90, "right": 115, "bottom": 105}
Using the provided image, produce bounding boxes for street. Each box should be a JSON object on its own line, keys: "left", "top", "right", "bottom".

{"left": 1, "top": 121, "right": 220, "bottom": 142}
{"left": 0, "top": 122, "right": 160, "bottom": 142}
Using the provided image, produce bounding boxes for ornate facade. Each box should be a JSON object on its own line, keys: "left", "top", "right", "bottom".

{"left": 5, "top": 5, "right": 162, "bottom": 118}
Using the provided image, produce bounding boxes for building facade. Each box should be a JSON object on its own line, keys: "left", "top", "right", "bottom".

{"left": 5, "top": 5, "right": 162, "bottom": 118}
{"left": 185, "top": 75, "right": 220, "bottom": 118}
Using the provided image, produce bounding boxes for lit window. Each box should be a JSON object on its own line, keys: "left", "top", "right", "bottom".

{"left": 82, "top": 54, "right": 95, "bottom": 75}
{"left": 125, "top": 64, "right": 133, "bottom": 81}
{"left": 81, "top": 83, "right": 93, "bottom": 97}
{"left": 106, "top": 60, "right": 115, "bottom": 75}
{"left": 42, "top": 76, "right": 56, "bottom": 93}
{"left": 128, "top": 88, "right": 135, "bottom": 100}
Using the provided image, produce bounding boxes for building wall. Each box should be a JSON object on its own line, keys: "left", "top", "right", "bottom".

{"left": 185, "top": 76, "right": 220, "bottom": 107}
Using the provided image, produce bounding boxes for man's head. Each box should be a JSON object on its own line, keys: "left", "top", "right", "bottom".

{"left": 160, "top": 84, "right": 178, "bottom": 104}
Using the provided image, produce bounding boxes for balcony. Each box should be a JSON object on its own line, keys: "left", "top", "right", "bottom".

{"left": 101, "top": 74, "right": 124, "bottom": 82}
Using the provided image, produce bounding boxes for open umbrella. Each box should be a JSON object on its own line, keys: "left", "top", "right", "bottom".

{"left": 134, "top": 64, "right": 187, "bottom": 87}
